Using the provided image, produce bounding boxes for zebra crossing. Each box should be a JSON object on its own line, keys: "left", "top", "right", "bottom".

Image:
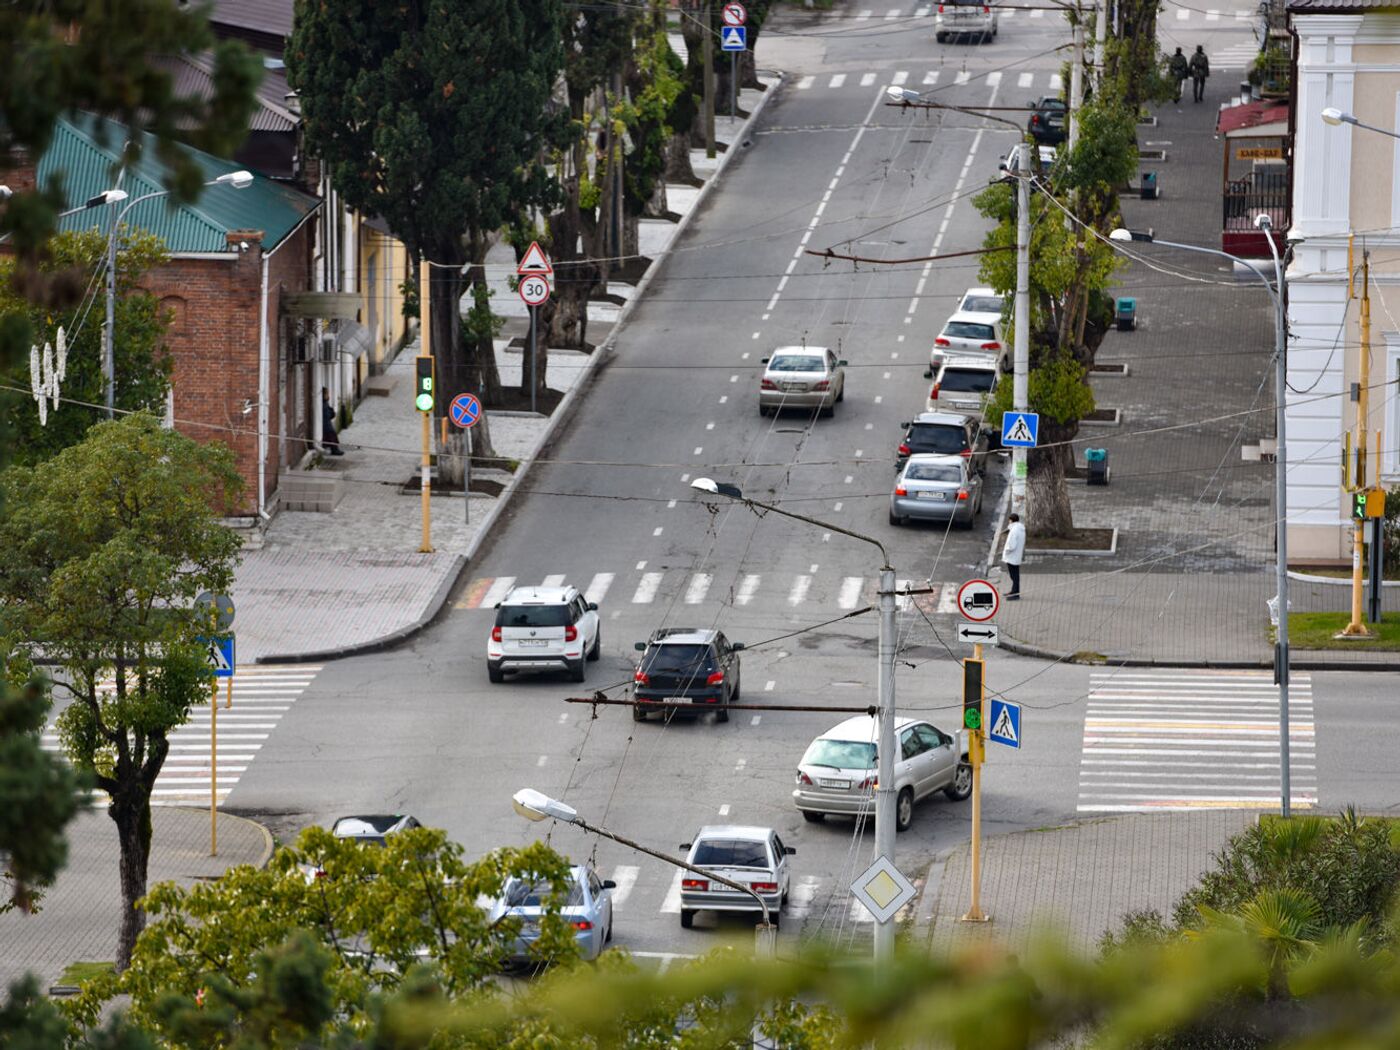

{"left": 42, "top": 666, "right": 320, "bottom": 807}
{"left": 458, "top": 571, "right": 964, "bottom": 615}
{"left": 792, "top": 68, "right": 1064, "bottom": 93}
{"left": 1076, "top": 670, "right": 1316, "bottom": 813}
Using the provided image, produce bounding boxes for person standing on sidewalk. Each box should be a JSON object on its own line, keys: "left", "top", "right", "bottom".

{"left": 321, "top": 387, "right": 344, "bottom": 456}
{"left": 1189, "top": 45, "right": 1210, "bottom": 102}
{"left": 1169, "top": 48, "right": 1189, "bottom": 103}
{"left": 1003, "top": 513, "right": 1025, "bottom": 600}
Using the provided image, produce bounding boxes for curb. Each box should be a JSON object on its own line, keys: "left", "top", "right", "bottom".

{"left": 995, "top": 633, "right": 1400, "bottom": 672}
{"left": 257, "top": 76, "right": 786, "bottom": 664}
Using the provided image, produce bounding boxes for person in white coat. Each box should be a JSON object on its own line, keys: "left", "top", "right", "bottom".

{"left": 1002, "top": 513, "right": 1026, "bottom": 600}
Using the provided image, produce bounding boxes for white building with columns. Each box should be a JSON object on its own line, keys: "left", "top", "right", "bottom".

{"left": 1287, "top": 0, "right": 1400, "bottom": 563}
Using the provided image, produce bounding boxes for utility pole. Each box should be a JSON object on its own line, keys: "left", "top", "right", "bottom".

{"left": 1069, "top": 21, "right": 1085, "bottom": 152}
{"left": 703, "top": 2, "right": 716, "bottom": 159}
{"left": 873, "top": 566, "right": 898, "bottom": 965}
{"left": 104, "top": 203, "right": 117, "bottom": 419}
{"left": 1342, "top": 248, "right": 1372, "bottom": 637}
{"left": 1011, "top": 153, "right": 1031, "bottom": 517}
{"left": 1094, "top": 0, "right": 1109, "bottom": 86}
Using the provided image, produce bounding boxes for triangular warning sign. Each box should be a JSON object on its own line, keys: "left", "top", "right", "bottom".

{"left": 991, "top": 705, "right": 1018, "bottom": 744}
{"left": 1006, "top": 416, "right": 1034, "bottom": 443}
{"left": 517, "top": 240, "right": 552, "bottom": 276}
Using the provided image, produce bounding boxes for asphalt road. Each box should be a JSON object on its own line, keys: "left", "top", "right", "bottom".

{"left": 228, "top": 0, "right": 1399, "bottom": 965}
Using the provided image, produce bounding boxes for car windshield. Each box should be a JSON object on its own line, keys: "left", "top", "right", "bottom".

{"left": 496, "top": 605, "right": 570, "bottom": 628}
{"left": 939, "top": 368, "right": 995, "bottom": 393}
{"left": 644, "top": 643, "right": 713, "bottom": 672}
{"left": 942, "top": 322, "right": 994, "bottom": 341}
{"left": 803, "top": 738, "right": 877, "bottom": 769}
{"left": 907, "top": 425, "right": 969, "bottom": 454}
{"left": 503, "top": 877, "right": 584, "bottom": 908}
{"left": 692, "top": 839, "right": 770, "bottom": 868}
{"left": 959, "top": 295, "right": 1003, "bottom": 314}
{"left": 905, "top": 463, "right": 963, "bottom": 483}
{"left": 769, "top": 355, "right": 824, "bottom": 372}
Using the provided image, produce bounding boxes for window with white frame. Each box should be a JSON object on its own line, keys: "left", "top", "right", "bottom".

{"left": 1386, "top": 333, "right": 1400, "bottom": 479}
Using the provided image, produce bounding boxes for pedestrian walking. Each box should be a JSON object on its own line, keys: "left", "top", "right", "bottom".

{"left": 1189, "top": 45, "right": 1210, "bottom": 102}
{"left": 1002, "top": 513, "right": 1025, "bottom": 600}
{"left": 321, "top": 387, "right": 344, "bottom": 456}
{"left": 1169, "top": 47, "right": 1189, "bottom": 103}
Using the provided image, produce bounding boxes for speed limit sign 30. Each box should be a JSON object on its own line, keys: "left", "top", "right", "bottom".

{"left": 518, "top": 274, "right": 550, "bottom": 307}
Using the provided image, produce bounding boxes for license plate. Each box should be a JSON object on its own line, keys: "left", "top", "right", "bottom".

{"left": 518, "top": 639, "right": 550, "bottom": 647}
{"left": 916, "top": 491, "right": 946, "bottom": 501}
{"left": 781, "top": 383, "right": 805, "bottom": 392}
{"left": 818, "top": 778, "right": 850, "bottom": 789}
{"left": 665, "top": 697, "right": 693, "bottom": 704}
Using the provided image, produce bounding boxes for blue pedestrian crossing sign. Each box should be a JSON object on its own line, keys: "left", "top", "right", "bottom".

{"left": 201, "top": 635, "right": 235, "bottom": 678}
{"left": 988, "top": 698, "right": 1021, "bottom": 749}
{"left": 721, "top": 25, "right": 747, "bottom": 50}
{"left": 1001, "top": 411, "right": 1039, "bottom": 448}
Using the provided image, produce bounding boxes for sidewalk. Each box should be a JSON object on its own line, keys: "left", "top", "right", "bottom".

{"left": 0, "top": 808, "right": 271, "bottom": 991}
{"left": 919, "top": 811, "right": 1255, "bottom": 955}
{"left": 230, "top": 75, "right": 781, "bottom": 664}
{"left": 992, "top": 76, "right": 1400, "bottom": 670}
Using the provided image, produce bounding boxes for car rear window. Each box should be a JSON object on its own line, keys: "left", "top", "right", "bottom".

{"left": 496, "top": 605, "right": 570, "bottom": 628}
{"left": 907, "top": 425, "right": 969, "bottom": 454}
{"left": 959, "top": 295, "right": 1002, "bottom": 314}
{"left": 802, "top": 738, "right": 877, "bottom": 769}
{"left": 769, "top": 355, "right": 824, "bottom": 372}
{"left": 504, "top": 877, "right": 584, "bottom": 908}
{"left": 692, "top": 839, "right": 770, "bottom": 868}
{"left": 942, "top": 322, "right": 995, "bottom": 341}
{"left": 939, "top": 368, "right": 995, "bottom": 393}
{"left": 905, "top": 463, "right": 963, "bottom": 483}
{"left": 643, "top": 643, "right": 714, "bottom": 673}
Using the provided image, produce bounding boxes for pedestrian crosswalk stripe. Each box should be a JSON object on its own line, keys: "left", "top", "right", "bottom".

{"left": 478, "top": 576, "right": 516, "bottom": 608}
{"left": 923, "top": 71, "right": 939, "bottom": 85}
{"left": 736, "top": 574, "right": 761, "bottom": 606}
{"left": 829, "top": 73, "right": 847, "bottom": 88}
{"left": 839, "top": 576, "right": 863, "bottom": 610}
{"left": 860, "top": 72, "right": 878, "bottom": 87}
{"left": 541, "top": 573, "right": 566, "bottom": 588}
{"left": 986, "top": 71, "right": 1001, "bottom": 87}
{"left": 892, "top": 70, "right": 908, "bottom": 85}
{"left": 632, "top": 572, "right": 663, "bottom": 604}
{"left": 684, "top": 573, "right": 713, "bottom": 604}
{"left": 586, "top": 572, "right": 614, "bottom": 605}
{"left": 660, "top": 871, "right": 682, "bottom": 914}
{"left": 1048, "top": 73, "right": 1063, "bottom": 90}
{"left": 788, "top": 575, "right": 812, "bottom": 606}
{"left": 955, "top": 70, "right": 970, "bottom": 85}
{"left": 609, "top": 865, "right": 639, "bottom": 909}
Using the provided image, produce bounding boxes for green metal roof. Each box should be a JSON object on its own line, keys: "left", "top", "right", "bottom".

{"left": 39, "top": 113, "right": 318, "bottom": 254}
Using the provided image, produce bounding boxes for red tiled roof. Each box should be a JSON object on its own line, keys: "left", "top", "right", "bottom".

{"left": 1216, "top": 100, "right": 1290, "bottom": 136}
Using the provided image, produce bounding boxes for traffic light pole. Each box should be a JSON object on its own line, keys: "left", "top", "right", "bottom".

{"left": 419, "top": 258, "right": 434, "bottom": 554}
{"left": 1342, "top": 251, "right": 1371, "bottom": 637}
{"left": 961, "top": 643, "right": 989, "bottom": 923}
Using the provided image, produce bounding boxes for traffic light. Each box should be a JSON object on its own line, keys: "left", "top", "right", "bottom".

{"left": 415, "top": 355, "right": 435, "bottom": 413}
{"left": 1353, "top": 490, "right": 1368, "bottom": 520}
{"left": 962, "top": 658, "right": 984, "bottom": 732}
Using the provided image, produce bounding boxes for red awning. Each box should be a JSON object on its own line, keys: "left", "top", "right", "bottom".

{"left": 1216, "top": 100, "right": 1290, "bottom": 138}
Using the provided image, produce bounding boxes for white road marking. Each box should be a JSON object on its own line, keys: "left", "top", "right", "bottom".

{"left": 838, "top": 577, "right": 864, "bottom": 609}
{"left": 796, "top": 75, "right": 815, "bottom": 89}
{"left": 653, "top": 526, "right": 664, "bottom": 537}
{"left": 693, "top": 446, "right": 703, "bottom": 455}
{"left": 632, "top": 573, "right": 663, "bottom": 603}
{"left": 667, "top": 498, "right": 677, "bottom": 508}
{"left": 585, "top": 573, "right": 614, "bottom": 604}
{"left": 1018, "top": 72, "right": 1034, "bottom": 88}
{"left": 718, "top": 804, "right": 731, "bottom": 816}
{"left": 937, "top": 582, "right": 958, "bottom": 614}
{"left": 923, "top": 71, "right": 939, "bottom": 85}
{"left": 542, "top": 574, "right": 566, "bottom": 588}
{"left": 788, "top": 876, "right": 821, "bottom": 918}
{"left": 1049, "top": 73, "right": 1063, "bottom": 90}
{"left": 986, "top": 71, "right": 1001, "bottom": 87}
{"left": 735, "top": 757, "right": 747, "bottom": 771}
{"left": 788, "top": 575, "right": 812, "bottom": 605}
{"left": 719, "top": 395, "right": 728, "bottom": 404}
{"left": 861, "top": 72, "right": 877, "bottom": 86}
{"left": 684, "top": 573, "right": 713, "bottom": 604}
{"left": 751, "top": 715, "right": 762, "bottom": 726}
{"left": 736, "top": 574, "right": 761, "bottom": 605}
{"left": 660, "top": 871, "right": 683, "bottom": 913}
{"left": 830, "top": 73, "right": 847, "bottom": 88}
{"left": 892, "top": 70, "right": 908, "bottom": 85}
{"left": 558, "top": 712, "right": 569, "bottom": 724}
{"left": 833, "top": 501, "right": 843, "bottom": 511}
{"left": 608, "top": 865, "right": 639, "bottom": 909}
{"left": 955, "top": 70, "right": 970, "bottom": 84}
{"left": 480, "top": 577, "right": 517, "bottom": 607}
{"left": 765, "top": 680, "right": 776, "bottom": 692}
{"left": 536, "top": 755, "right": 548, "bottom": 767}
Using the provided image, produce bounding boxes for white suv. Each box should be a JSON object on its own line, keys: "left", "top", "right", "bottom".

{"left": 487, "top": 585, "right": 601, "bottom": 683}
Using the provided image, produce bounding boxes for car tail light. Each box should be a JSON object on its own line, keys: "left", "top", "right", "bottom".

{"left": 894, "top": 487, "right": 907, "bottom": 497}
{"left": 491, "top": 627, "right": 502, "bottom": 642}
{"left": 857, "top": 776, "right": 876, "bottom": 790}
{"left": 898, "top": 443, "right": 911, "bottom": 455}
{"left": 960, "top": 449, "right": 972, "bottom": 457}
{"left": 935, "top": 337, "right": 951, "bottom": 347}
{"left": 937, "top": 3, "right": 945, "bottom": 10}
{"left": 634, "top": 670, "right": 650, "bottom": 685}
{"left": 797, "top": 771, "right": 813, "bottom": 785}
{"left": 571, "top": 920, "right": 594, "bottom": 931}
{"left": 752, "top": 882, "right": 778, "bottom": 893}
{"left": 983, "top": 5, "right": 990, "bottom": 12}
{"left": 929, "top": 383, "right": 941, "bottom": 401}
{"left": 980, "top": 341, "right": 1001, "bottom": 351}
{"left": 565, "top": 625, "right": 578, "bottom": 642}
{"left": 957, "top": 489, "right": 970, "bottom": 501}
{"left": 682, "top": 878, "right": 709, "bottom": 891}
{"left": 706, "top": 671, "right": 724, "bottom": 686}
{"left": 761, "top": 379, "right": 778, "bottom": 390}
{"left": 813, "top": 380, "right": 830, "bottom": 391}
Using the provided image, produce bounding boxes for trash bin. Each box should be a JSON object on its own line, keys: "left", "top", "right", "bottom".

{"left": 1140, "top": 171, "right": 1159, "bottom": 200}
{"left": 1115, "top": 297, "right": 1136, "bottom": 332}
{"left": 1085, "top": 447, "right": 1110, "bottom": 485}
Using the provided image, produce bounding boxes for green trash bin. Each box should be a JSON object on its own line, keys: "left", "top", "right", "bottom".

{"left": 1086, "top": 447, "right": 1109, "bottom": 485}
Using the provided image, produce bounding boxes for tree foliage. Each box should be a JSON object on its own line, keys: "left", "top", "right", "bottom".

{"left": 0, "top": 412, "right": 242, "bottom": 967}
{"left": 0, "top": 229, "right": 173, "bottom": 464}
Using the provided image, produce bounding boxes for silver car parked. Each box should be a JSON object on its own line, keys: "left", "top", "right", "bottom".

{"left": 678, "top": 825, "right": 794, "bottom": 929}
{"left": 759, "top": 347, "right": 846, "bottom": 417}
{"left": 793, "top": 715, "right": 971, "bottom": 831}
{"left": 486, "top": 863, "right": 616, "bottom": 965}
{"left": 889, "top": 453, "right": 984, "bottom": 528}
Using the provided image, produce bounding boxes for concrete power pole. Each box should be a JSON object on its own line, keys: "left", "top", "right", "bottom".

{"left": 703, "top": 2, "right": 716, "bottom": 159}
{"left": 1095, "top": 0, "right": 1109, "bottom": 85}
{"left": 1069, "top": 21, "right": 1085, "bottom": 152}
{"left": 1011, "top": 154, "right": 1031, "bottom": 517}
{"left": 872, "top": 566, "right": 898, "bottom": 965}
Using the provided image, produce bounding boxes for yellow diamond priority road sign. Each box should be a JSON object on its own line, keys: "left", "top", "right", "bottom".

{"left": 850, "top": 855, "right": 917, "bottom": 924}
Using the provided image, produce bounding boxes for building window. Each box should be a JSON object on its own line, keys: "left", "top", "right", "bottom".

{"left": 1386, "top": 335, "right": 1400, "bottom": 480}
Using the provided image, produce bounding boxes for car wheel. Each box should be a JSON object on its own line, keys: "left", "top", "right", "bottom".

{"left": 605, "top": 919, "right": 613, "bottom": 943}
{"left": 889, "top": 510, "right": 903, "bottom": 526}
{"left": 716, "top": 701, "right": 729, "bottom": 724}
{"left": 936, "top": 31, "right": 946, "bottom": 41}
{"left": 570, "top": 658, "right": 586, "bottom": 683}
{"left": 759, "top": 405, "right": 770, "bottom": 417}
{"left": 731, "top": 676, "right": 741, "bottom": 702}
{"left": 487, "top": 661, "right": 505, "bottom": 684}
{"left": 632, "top": 703, "right": 647, "bottom": 722}
{"left": 770, "top": 912, "right": 780, "bottom": 930}
{"left": 782, "top": 882, "right": 790, "bottom": 905}
{"left": 821, "top": 402, "right": 835, "bottom": 418}
{"left": 895, "top": 787, "right": 914, "bottom": 832}
{"left": 680, "top": 909, "right": 695, "bottom": 929}
{"left": 802, "top": 810, "right": 825, "bottom": 823}
{"left": 945, "top": 761, "right": 974, "bottom": 801}
{"left": 587, "top": 627, "right": 601, "bottom": 662}
{"left": 836, "top": 384, "right": 845, "bottom": 403}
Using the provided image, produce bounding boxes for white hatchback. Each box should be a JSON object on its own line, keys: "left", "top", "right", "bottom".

{"left": 931, "top": 311, "right": 1006, "bottom": 370}
{"left": 487, "top": 585, "right": 601, "bottom": 683}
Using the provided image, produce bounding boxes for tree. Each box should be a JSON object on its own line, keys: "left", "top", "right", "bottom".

{"left": 0, "top": 413, "right": 242, "bottom": 969}
{"left": 287, "top": 0, "right": 567, "bottom": 466}
{"left": 0, "top": 229, "right": 173, "bottom": 464}
{"left": 0, "top": 0, "right": 260, "bottom": 369}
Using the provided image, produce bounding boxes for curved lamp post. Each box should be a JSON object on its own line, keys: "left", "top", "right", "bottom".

{"left": 1321, "top": 107, "right": 1400, "bottom": 141}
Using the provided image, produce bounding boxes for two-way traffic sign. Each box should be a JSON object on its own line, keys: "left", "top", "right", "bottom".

{"left": 955, "top": 623, "right": 1000, "bottom": 646}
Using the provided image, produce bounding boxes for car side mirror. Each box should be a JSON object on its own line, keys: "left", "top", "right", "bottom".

{"left": 602, "top": 879, "right": 617, "bottom": 890}
{"left": 899, "top": 421, "right": 910, "bottom": 428}
{"left": 732, "top": 642, "right": 745, "bottom": 651}
{"left": 634, "top": 642, "right": 646, "bottom": 651}
{"left": 785, "top": 846, "right": 797, "bottom": 855}
{"left": 923, "top": 369, "right": 933, "bottom": 379}
{"left": 587, "top": 602, "right": 598, "bottom": 611}
{"left": 837, "top": 359, "right": 848, "bottom": 366}
{"left": 760, "top": 357, "right": 770, "bottom": 364}
{"left": 680, "top": 843, "right": 691, "bottom": 851}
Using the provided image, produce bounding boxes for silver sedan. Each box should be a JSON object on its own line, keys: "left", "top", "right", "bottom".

{"left": 889, "top": 453, "right": 983, "bottom": 527}
{"left": 758, "top": 347, "right": 846, "bottom": 417}
{"left": 678, "top": 825, "right": 794, "bottom": 929}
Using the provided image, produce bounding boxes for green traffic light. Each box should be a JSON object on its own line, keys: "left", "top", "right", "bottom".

{"left": 415, "top": 393, "right": 433, "bottom": 412}
{"left": 964, "top": 708, "right": 981, "bottom": 730}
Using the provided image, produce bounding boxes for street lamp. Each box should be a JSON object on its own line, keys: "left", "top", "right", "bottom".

{"left": 1109, "top": 219, "right": 1295, "bottom": 818}
{"left": 690, "top": 477, "right": 900, "bottom": 965}
{"left": 102, "top": 171, "right": 252, "bottom": 418}
{"left": 0, "top": 187, "right": 130, "bottom": 245}
{"left": 511, "top": 788, "right": 777, "bottom": 959}
{"left": 1321, "top": 107, "right": 1400, "bottom": 141}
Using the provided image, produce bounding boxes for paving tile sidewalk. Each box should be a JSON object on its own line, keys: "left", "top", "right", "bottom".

{"left": 0, "top": 808, "right": 271, "bottom": 991}
{"left": 230, "top": 79, "right": 780, "bottom": 664}
{"left": 919, "top": 811, "right": 1255, "bottom": 956}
